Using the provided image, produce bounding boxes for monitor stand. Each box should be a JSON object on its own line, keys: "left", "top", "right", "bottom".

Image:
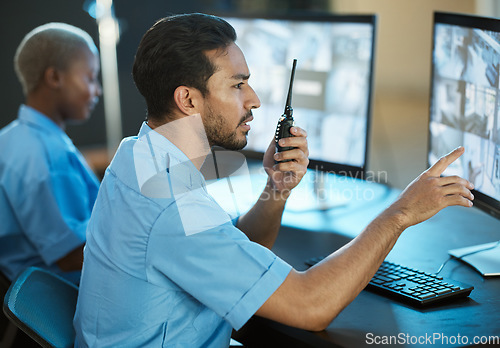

{"left": 448, "top": 241, "right": 500, "bottom": 277}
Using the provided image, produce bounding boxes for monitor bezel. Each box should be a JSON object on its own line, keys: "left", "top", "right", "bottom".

{"left": 429, "top": 11, "right": 500, "bottom": 220}
{"left": 216, "top": 12, "right": 378, "bottom": 179}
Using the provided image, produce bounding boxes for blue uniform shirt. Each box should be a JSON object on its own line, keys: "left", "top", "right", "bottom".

{"left": 74, "top": 122, "right": 292, "bottom": 347}
{"left": 0, "top": 105, "right": 100, "bottom": 283}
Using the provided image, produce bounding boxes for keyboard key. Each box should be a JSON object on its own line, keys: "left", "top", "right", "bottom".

{"left": 434, "top": 288, "right": 452, "bottom": 295}
{"left": 386, "top": 274, "right": 402, "bottom": 281}
{"left": 373, "top": 275, "right": 393, "bottom": 282}
{"left": 417, "top": 292, "right": 436, "bottom": 299}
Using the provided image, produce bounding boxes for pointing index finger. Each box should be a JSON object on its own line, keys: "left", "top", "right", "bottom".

{"left": 427, "top": 146, "right": 465, "bottom": 177}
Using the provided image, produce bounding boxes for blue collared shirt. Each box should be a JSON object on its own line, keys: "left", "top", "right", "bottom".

{"left": 0, "top": 105, "right": 100, "bottom": 283}
{"left": 74, "top": 122, "right": 291, "bottom": 347}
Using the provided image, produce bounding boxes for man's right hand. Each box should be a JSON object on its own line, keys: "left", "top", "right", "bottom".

{"left": 387, "top": 146, "right": 475, "bottom": 230}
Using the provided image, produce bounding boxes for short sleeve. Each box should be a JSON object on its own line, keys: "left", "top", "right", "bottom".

{"left": 50, "top": 168, "right": 95, "bottom": 240}
{"left": 146, "top": 197, "right": 292, "bottom": 330}
{"left": 3, "top": 169, "right": 85, "bottom": 265}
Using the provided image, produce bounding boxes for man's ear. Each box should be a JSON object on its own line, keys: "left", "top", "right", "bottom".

{"left": 173, "top": 86, "right": 204, "bottom": 115}
{"left": 43, "top": 67, "right": 63, "bottom": 89}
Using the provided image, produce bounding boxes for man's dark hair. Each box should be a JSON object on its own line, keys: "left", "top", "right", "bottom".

{"left": 132, "top": 13, "right": 237, "bottom": 120}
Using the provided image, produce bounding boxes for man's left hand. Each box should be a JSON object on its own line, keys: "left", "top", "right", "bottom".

{"left": 263, "top": 126, "right": 309, "bottom": 194}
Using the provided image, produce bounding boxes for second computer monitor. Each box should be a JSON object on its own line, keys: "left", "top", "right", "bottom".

{"left": 222, "top": 13, "right": 377, "bottom": 178}
{"left": 429, "top": 11, "right": 500, "bottom": 218}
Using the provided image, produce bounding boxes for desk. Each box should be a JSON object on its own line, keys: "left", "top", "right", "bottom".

{"left": 212, "top": 169, "right": 500, "bottom": 347}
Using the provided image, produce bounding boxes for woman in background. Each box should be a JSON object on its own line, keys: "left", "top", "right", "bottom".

{"left": 0, "top": 23, "right": 101, "bottom": 284}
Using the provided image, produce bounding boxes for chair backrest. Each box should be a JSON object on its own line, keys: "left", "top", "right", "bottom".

{"left": 2, "top": 267, "right": 78, "bottom": 348}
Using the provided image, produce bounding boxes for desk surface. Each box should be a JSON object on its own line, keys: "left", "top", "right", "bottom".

{"left": 216, "top": 169, "right": 500, "bottom": 347}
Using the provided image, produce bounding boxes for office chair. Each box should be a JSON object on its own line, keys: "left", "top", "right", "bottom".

{"left": 2, "top": 267, "right": 78, "bottom": 348}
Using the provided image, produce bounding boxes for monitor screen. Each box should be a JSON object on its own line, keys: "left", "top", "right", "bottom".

{"left": 221, "top": 13, "right": 377, "bottom": 177}
{"left": 429, "top": 12, "right": 500, "bottom": 219}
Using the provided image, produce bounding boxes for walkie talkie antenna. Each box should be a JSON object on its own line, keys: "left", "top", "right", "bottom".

{"left": 275, "top": 59, "right": 298, "bottom": 161}
{"left": 284, "top": 59, "right": 297, "bottom": 119}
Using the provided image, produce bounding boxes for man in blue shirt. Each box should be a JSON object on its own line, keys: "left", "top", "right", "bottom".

{"left": 0, "top": 23, "right": 101, "bottom": 283}
{"left": 74, "top": 13, "right": 475, "bottom": 347}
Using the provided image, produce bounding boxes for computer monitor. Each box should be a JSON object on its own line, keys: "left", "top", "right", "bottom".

{"left": 221, "top": 13, "right": 377, "bottom": 178}
{"left": 429, "top": 11, "right": 500, "bottom": 276}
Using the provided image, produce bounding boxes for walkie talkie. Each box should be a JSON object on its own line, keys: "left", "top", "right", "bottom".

{"left": 275, "top": 59, "right": 297, "bottom": 163}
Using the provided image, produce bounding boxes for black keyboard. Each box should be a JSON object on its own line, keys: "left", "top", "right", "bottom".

{"left": 305, "top": 257, "right": 474, "bottom": 306}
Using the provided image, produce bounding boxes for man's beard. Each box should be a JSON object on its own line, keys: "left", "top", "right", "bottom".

{"left": 204, "top": 105, "right": 250, "bottom": 151}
